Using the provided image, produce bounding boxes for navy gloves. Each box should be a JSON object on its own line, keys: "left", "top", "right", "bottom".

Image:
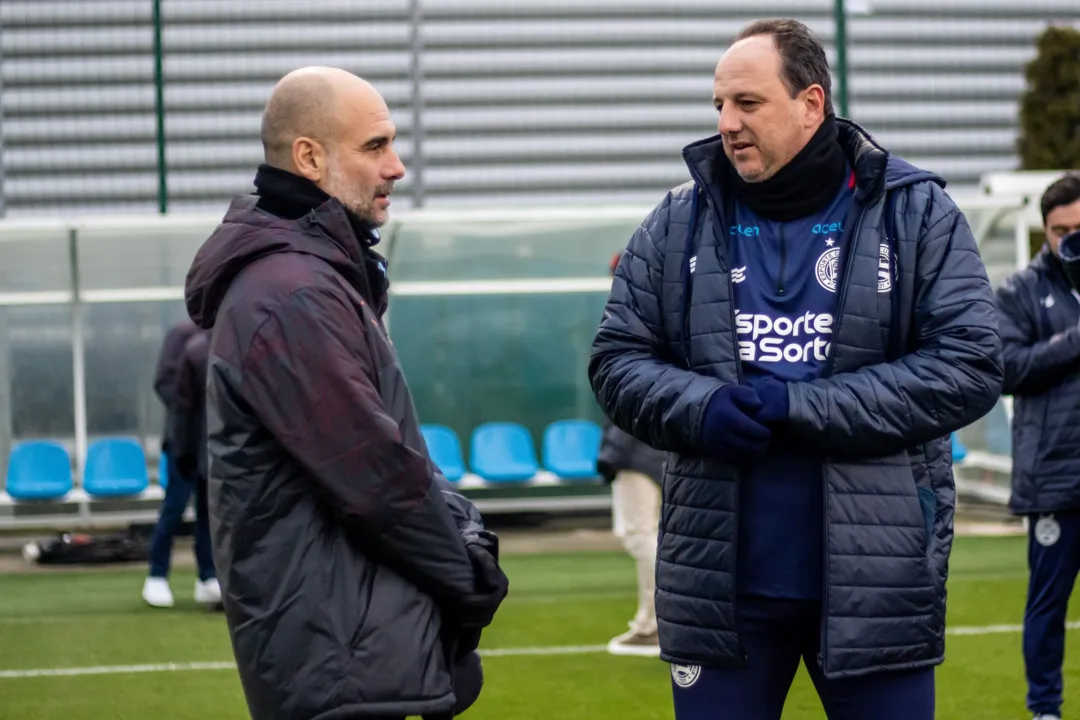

{"left": 699, "top": 379, "right": 790, "bottom": 462}
{"left": 751, "top": 376, "right": 790, "bottom": 425}
{"left": 700, "top": 385, "right": 770, "bottom": 460}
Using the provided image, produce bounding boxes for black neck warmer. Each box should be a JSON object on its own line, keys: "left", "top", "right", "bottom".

{"left": 252, "top": 164, "right": 390, "bottom": 302}
{"left": 253, "top": 164, "right": 380, "bottom": 247}
{"left": 727, "top": 115, "right": 848, "bottom": 222}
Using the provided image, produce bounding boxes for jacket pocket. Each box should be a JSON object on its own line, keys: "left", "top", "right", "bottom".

{"left": 1032, "top": 395, "right": 1052, "bottom": 464}
{"left": 916, "top": 486, "right": 936, "bottom": 555}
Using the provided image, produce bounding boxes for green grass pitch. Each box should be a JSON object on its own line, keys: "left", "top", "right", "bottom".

{"left": 1, "top": 535, "right": 1077, "bottom": 719}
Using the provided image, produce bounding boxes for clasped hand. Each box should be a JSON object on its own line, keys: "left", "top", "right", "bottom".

{"left": 699, "top": 378, "right": 790, "bottom": 462}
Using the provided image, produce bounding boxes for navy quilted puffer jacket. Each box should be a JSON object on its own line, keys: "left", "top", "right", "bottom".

{"left": 997, "top": 248, "right": 1080, "bottom": 516}
{"left": 588, "top": 120, "right": 1003, "bottom": 679}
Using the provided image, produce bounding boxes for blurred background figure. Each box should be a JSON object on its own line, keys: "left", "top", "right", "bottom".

{"left": 996, "top": 173, "right": 1080, "bottom": 720}
{"left": 596, "top": 251, "right": 665, "bottom": 658}
{"left": 142, "top": 320, "right": 219, "bottom": 608}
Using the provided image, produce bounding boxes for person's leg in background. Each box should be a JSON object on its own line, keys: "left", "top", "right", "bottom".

{"left": 671, "top": 597, "right": 804, "bottom": 720}
{"left": 607, "top": 469, "right": 662, "bottom": 655}
{"left": 192, "top": 472, "right": 222, "bottom": 606}
{"left": 143, "top": 454, "right": 193, "bottom": 608}
{"left": 1022, "top": 510, "right": 1080, "bottom": 720}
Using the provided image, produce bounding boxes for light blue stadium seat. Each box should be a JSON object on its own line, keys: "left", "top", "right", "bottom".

{"left": 158, "top": 451, "right": 169, "bottom": 489}
{"left": 543, "top": 419, "right": 602, "bottom": 479}
{"left": 5, "top": 441, "right": 74, "bottom": 501}
{"left": 470, "top": 422, "right": 539, "bottom": 482}
{"left": 84, "top": 438, "right": 149, "bottom": 497}
{"left": 421, "top": 424, "right": 466, "bottom": 482}
{"left": 951, "top": 433, "right": 967, "bottom": 463}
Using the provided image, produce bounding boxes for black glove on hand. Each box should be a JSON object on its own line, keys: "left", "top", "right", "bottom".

{"left": 445, "top": 542, "right": 509, "bottom": 636}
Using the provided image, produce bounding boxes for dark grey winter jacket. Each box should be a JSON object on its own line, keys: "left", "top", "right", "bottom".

{"left": 596, "top": 422, "right": 665, "bottom": 484}
{"left": 589, "top": 120, "right": 1003, "bottom": 679}
{"left": 997, "top": 248, "right": 1080, "bottom": 515}
{"left": 185, "top": 194, "right": 497, "bottom": 719}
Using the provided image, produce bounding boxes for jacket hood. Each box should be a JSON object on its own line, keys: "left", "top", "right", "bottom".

{"left": 185, "top": 194, "right": 367, "bottom": 329}
{"left": 682, "top": 117, "right": 944, "bottom": 203}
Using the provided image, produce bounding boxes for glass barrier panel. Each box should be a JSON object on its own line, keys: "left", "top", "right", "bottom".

{"left": 0, "top": 304, "right": 76, "bottom": 489}
{"left": 0, "top": 225, "right": 72, "bottom": 294}
{"left": 75, "top": 218, "right": 217, "bottom": 291}
{"left": 83, "top": 301, "right": 190, "bottom": 455}
{"left": 388, "top": 212, "right": 645, "bottom": 282}
{"left": 391, "top": 291, "right": 611, "bottom": 447}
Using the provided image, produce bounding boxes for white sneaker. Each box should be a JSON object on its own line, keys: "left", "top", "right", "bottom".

{"left": 1033, "top": 715, "right": 1061, "bottom": 720}
{"left": 194, "top": 578, "right": 222, "bottom": 604}
{"left": 142, "top": 577, "right": 174, "bottom": 608}
{"left": 607, "top": 627, "right": 661, "bottom": 657}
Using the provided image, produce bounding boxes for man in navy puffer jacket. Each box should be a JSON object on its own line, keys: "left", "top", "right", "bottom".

{"left": 589, "top": 19, "right": 1002, "bottom": 720}
{"left": 997, "top": 172, "right": 1080, "bottom": 720}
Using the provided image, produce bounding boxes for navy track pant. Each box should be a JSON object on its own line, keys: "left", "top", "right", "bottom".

{"left": 670, "top": 596, "right": 935, "bottom": 720}
{"left": 1024, "top": 510, "right": 1080, "bottom": 717}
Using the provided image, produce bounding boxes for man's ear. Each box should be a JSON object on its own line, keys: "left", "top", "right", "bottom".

{"left": 802, "top": 84, "right": 826, "bottom": 127}
{"left": 292, "top": 136, "right": 325, "bottom": 182}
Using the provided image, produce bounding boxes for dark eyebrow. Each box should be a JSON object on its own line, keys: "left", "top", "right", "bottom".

{"left": 713, "top": 92, "right": 764, "bottom": 108}
{"left": 363, "top": 133, "right": 394, "bottom": 150}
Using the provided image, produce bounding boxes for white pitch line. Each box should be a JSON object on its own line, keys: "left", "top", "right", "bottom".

{"left": 2, "top": 621, "right": 1079, "bottom": 680}
{"left": 947, "top": 620, "right": 1080, "bottom": 636}
{"left": 480, "top": 645, "right": 608, "bottom": 657}
{"left": 0, "top": 661, "right": 235, "bottom": 679}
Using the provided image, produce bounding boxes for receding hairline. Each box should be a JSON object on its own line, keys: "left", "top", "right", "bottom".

{"left": 719, "top": 19, "right": 835, "bottom": 117}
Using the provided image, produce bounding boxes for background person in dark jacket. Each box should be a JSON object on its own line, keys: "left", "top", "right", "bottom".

{"left": 184, "top": 67, "right": 508, "bottom": 720}
{"left": 169, "top": 327, "right": 218, "bottom": 611}
{"left": 596, "top": 252, "right": 667, "bottom": 658}
{"left": 996, "top": 172, "right": 1080, "bottom": 720}
{"left": 589, "top": 19, "right": 1002, "bottom": 720}
{"left": 172, "top": 328, "right": 210, "bottom": 484}
{"left": 142, "top": 319, "right": 219, "bottom": 609}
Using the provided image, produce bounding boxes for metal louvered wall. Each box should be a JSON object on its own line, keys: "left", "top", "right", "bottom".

{"left": 1, "top": 0, "right": 1077, "bottom": 217}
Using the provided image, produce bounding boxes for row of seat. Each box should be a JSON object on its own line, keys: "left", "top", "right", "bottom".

{"left": 2, "top": 419, "right": 605, "bottom": 501}
{"left": 422, "top": 420, "right": 602, "bottom": 483}
{"left": 4, "top": 425, "right": 971, "bottom": 500}
{"left": 427, "top": 423, "right": 970, "bottom": 481}
{"left": 4, "top": 437, "right": 167, "bottom": 501}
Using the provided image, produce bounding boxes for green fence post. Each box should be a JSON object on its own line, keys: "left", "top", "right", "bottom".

{"left": 833, "top": 0, "right": 850, "bottom": 119}
{"left": 152, "top": 0, "right": 168, "bottom": 213}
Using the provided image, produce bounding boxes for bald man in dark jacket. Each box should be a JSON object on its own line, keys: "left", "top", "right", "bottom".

{"left": 185, "top": 67, "right": 506, "bottom": 720}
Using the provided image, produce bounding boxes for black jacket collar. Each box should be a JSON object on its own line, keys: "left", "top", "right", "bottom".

{"left": 253, "top": 164, "right": 382, "bottom": 248}
{"left": 682, "top": 118, "right": 890, "bottom": 207}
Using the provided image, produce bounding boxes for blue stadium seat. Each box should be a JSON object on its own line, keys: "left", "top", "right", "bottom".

{"left": 84, "top": 438, "right": 149, "bottom": 497}
{"left": 952, "top": 433, "right": 967, "bottom": 463}
{"left": 421, "top": 424, "right": 466, "bottom": 482}
{"left": 542, "top": 420, "right": 602, "bottom": 479}
{"left": 158, "top": 451, "right": 169, "bottom": 489}
{"left": 470, "top": 422, "right": 539, "bottom": 482}
{"left": 5, "top": 441, "right": 74, "bottom": 501}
